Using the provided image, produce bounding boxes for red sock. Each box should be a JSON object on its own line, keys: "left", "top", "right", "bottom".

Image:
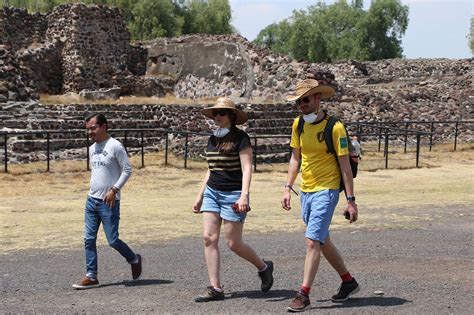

{"left": 299, "top": 285, "right": 311, "bottom": 296}
{"left": 341, "top": 272, "right": 353, "bottom": 283}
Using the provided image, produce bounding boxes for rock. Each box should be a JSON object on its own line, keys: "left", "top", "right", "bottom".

{"left": 79, "top": 87, "right": 121, "bottom": 100}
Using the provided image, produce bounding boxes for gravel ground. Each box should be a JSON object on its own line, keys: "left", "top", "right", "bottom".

{"left": 1, "top": 205, "right": 472, "bottom": 314}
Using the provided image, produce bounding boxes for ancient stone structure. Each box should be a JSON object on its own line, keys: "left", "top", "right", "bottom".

{"left": 0, "top": 4, "right": 472, "bottom": 165}
{"left": 1, "top": 100, "right": 471, "bottom": 164}
{"left": 0, "top": 4, "right": 173, "bottom": 101}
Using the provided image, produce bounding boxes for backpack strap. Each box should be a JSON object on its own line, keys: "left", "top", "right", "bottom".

{"left": 324, "top": 115, "right": 340, "bottom": 155}
{"left": 296, "top": 115, "right": 305, "bottom": 137}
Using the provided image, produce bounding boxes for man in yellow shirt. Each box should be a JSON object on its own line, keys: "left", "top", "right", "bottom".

{"left": 281, "top": 79, "right": 359, "bottom": 312}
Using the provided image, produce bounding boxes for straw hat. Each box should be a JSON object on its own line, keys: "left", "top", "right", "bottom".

{"left": 201, "top": 97, "right": 248, "bottom": 125}
{"left": 287, "top": 79, "right": 335, "bottom": 101}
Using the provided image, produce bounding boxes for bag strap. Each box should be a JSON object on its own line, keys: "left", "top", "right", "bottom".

{"left": 296, "top": 115, "right": 305, "bottom": 137}
{"left": 324, "top": 115, "right": 339, "bottom": 155}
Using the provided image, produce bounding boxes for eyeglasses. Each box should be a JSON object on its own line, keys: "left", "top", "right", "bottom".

{"left": 86, "top": 124, "right": 101, "bottom": 131}
{"left": 296, "top": 96, "right": 310, "bottom": 105}
{"left": 212, "top": 109, "right": 229, "bottom": 117}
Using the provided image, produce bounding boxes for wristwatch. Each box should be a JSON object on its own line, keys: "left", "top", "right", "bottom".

{"left": 346, "top": 196, "right": 356, "bottom": 202}
{"left": 111, "top": 186, "right": 120, "bottom": 194}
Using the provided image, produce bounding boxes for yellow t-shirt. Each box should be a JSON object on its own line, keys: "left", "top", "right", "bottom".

{"left": 290, "top": 115, "right": 349, "bottom": 192}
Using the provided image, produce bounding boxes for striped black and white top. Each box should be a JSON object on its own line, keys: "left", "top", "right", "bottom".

{"left": 206, "top": 129, "right": 251, "bottom": 191}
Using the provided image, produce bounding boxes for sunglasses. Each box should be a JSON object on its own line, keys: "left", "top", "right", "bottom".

{"left": 296, "top": 96, "right": 310, "bottom": 105}
{"left": 212, "top": 109, "right": 229, "bottom": 117}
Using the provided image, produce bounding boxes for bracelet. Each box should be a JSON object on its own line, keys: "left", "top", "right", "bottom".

{"left": 284, "top": 184, "right": 299, "bottom": 196}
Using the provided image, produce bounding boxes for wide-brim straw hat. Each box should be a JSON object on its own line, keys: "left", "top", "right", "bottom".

{"left": 287, "top": 79, "right": 336, "bottom": 101}
{"left": 201, "top": 97, "right": 248, "bottom": 125}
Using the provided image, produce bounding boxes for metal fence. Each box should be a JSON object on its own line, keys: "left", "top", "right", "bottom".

{"left": 0, "top": 120, "right": 472, "bottom": 173}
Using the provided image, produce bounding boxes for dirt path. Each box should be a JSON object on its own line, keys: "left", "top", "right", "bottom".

{"left": 1, "top": 204, "right": 472, "bottom": 314}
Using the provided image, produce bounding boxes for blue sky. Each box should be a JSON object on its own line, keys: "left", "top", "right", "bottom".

{"left": 229, "top": 0, "right": 473, "bottom": 59}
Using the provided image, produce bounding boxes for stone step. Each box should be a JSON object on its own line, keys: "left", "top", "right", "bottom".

{"left": 246, "top": 126, "right": 291, "bottom": 135}
{"left": 247, "top": 118, "right": 294, "bottom": 128}
{"left": 248, "top": 110, "right": 298, "bottom": 119}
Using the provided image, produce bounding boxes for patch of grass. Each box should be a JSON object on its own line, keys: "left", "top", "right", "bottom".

{"left": 40, "top": 93, "right": 221, "bottom": 105}
{"left": 1, "top": 146, "right": 473, "bottom": 253}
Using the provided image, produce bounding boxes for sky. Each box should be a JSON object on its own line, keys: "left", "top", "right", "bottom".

{"left": 229, "top": 0, "right": 473, "bottom": 59}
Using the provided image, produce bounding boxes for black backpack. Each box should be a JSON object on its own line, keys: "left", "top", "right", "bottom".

{"left": 296, "top": 111, "right": 358, "bottom": 192}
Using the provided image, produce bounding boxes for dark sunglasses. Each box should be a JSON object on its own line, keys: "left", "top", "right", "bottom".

{"left": 212, "top": 109, "right": 229, "bottom": 117}
{"left": 296, "top": 96, "right": 310, "bottom": 105}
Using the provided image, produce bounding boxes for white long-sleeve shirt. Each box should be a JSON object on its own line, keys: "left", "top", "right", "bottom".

{"left": 88, "top": 137, "right": 132, "bottom": 200}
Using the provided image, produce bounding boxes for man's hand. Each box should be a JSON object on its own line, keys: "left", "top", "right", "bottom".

{"left": 343, "top": 201, "right": 358, "bottom": 223}
{"left": 281, "top": 190, "right": 292, "bottom": 211}
{"left": 104, "top": 190, "right": 116, "bottom": 208}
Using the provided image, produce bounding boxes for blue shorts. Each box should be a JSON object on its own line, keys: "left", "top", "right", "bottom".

{"left": 300, "top": 189, "right": 340, "bottom": 244}
{"left": 201, "top": 185, "right": 247, "bottom": 223}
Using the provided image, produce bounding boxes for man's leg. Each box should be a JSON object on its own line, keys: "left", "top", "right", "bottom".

{"left": 99, "top": 200, "right": 136, "bottom": 263}
{"left": 73, "top": 197, "right": 101, "bottom": 289}
{"left": 288, "top": 190, "right": 337, "bottom": 312}
{"left": 84, "top": 197, "right": 100, "bottom": 279}
{"left": 321, "top": 236, "right": 348, "bottom": 275}
{"left": 302, "top": 238, "right": 322, "bottom": 288}
{"left": 322, "top": 236, "right": 360, "bottom": 302}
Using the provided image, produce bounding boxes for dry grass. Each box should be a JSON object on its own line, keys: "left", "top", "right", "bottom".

{"left": 1, "top": 146, "right": 473, "bottom": 253}
{"left": 40, "top": 93, "right": 220, "bottom": 105}
{"left": 39, "top": 93, "right": 279, "bottom": 105}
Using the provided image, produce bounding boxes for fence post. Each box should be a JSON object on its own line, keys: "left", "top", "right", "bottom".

{"left": 253, "top": 137, "right": 258, "bottom": 171}
{"left": 404, "top": 122, "right": 409, "bottom": 153}
{"left": 454, "top": 121, "right": 459, "bottom": 151}
{"left": 165, "top": 132, "right": 169, "bottom": 166}
{"left": 141, "top": 130, "right": 144, "bottom": 168}
{"left": 184, "top": 133, "right": 189, "bottom": 169}
{"left": 124, "top": 130, "right": 128, "bottom": 153}
{"left": 416, "top": 133, "right": 421, "bottom": 168}
{"left": 3, "top": 133, "right": 7, "bottom": 173}
{"left": 47, "top": 132, "right": 50, "bottom": 172}
{"left": 86, "top": 133, "right": 90, "bottom": 171}
{"left": 378, "top": 123, "right": 382, "bottom": 152}
{"left": 429, "top": 122, "right": 434, "bottom": 151}
{"left": 384, "top": 132, "right": 389, "bottom": 169}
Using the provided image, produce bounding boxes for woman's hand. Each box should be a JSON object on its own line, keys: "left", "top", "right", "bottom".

{"left": 233, "top": 195, "right": 250, "bottom": 213}
{"left": 192, "top": 196, "right": 203, "bottom": 214}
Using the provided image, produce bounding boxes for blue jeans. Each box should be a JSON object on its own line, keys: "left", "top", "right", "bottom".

{"left": 84, "top": 196, "right": 136, "bottom": 279}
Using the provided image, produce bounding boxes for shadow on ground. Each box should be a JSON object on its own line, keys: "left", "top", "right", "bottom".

{"left": 227, "top": 289, "right": 296, "bottom": 302}
{"left": 98, "top": 279, "right": 173, "bottom": 289}
{"left": 314, "top": 296, "right": 411, "bottom": 309}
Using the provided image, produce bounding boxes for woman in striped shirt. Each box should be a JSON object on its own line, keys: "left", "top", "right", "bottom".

{"left": 192, "top": 97, "right": 274, "bottom": 302}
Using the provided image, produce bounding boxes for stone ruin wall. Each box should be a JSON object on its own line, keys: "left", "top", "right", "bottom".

{"left": 0, "top": 4, "right": 472, "bottom": 164}
{"left": 0, "top": 4, "right": 158, "bottom": 101}
{"left": 1, "top": 101, "right": 472, "bottom": 164}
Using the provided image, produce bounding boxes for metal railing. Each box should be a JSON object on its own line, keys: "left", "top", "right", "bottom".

{"left": 0, "top": 120, "right": 471, "bottom": 173}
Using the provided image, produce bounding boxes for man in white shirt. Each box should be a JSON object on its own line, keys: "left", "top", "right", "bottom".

{"left": 73, "top": 113, "right": 142, "bottom": 289}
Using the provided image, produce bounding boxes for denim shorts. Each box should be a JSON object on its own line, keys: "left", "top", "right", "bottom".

{"left": 300, "top": 189, "right": 340, "bottom": 244}
{"left": 201, "top": 185, "right": 247, "bottom": 222}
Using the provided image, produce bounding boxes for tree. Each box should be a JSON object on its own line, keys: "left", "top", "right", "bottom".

{"left": 129, "top": 0, "right": 184, "bottom": 39}
{"left": 8, "top": 0, "right": 235, "bottom": 39}
{"left": 183, "top": 0, "right": 233, "bottom": 35}
{"left": 253, "top": 0, "right": 409, "bottom": 62}
{"left": 253, "top": 21, "right": 292, "bottom": 55}
{"left": 360, "top": 0, "right": 408, "bottom": 60}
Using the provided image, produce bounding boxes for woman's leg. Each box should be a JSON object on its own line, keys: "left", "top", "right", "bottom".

{"left": 202, "top": 212, "right": 222, "bottom": 288}
{"left": 223, "top": 220, "right": 266, "bottom": 270}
